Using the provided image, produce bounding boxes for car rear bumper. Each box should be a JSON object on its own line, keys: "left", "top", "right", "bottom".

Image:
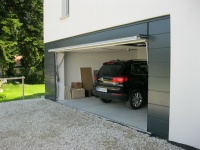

{"left": 92, "top": 90, "right": 128, "bottom": 101}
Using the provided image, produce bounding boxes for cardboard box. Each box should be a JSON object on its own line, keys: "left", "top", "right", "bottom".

{"left": 65, "top": 86, "right": 72, "bottom": 99}
{"left": 71, "top": 88, "right": 85, "bottom": 99}
{"left": 71, "top": 82, "right": 82, "bottom": 89}
{"left": 80, "top": 67, "right": 93, "bottom": 96}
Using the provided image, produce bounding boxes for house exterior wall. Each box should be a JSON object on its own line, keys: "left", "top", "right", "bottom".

{"left": 169, "top": 2, "right": 200, "bottom": 148}
{"left": 44, "top": 0, "right": 200, "bottom": 148}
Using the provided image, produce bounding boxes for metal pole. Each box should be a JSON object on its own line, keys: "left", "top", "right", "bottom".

{"left": 22, "top": 76, "right": 24, "bottom": 100}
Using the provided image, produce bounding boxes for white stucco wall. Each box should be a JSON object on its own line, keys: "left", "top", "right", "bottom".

{"left": 44, "top": 0, "right": 171, "bottom": 43}
{"left": 44, "top": 0, "right": 200, "bottom": 148}
{"left": 169, "top": 1, "right": 200, "bottom": 149}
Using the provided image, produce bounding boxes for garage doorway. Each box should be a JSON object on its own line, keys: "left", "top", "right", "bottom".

{"left": 52, "top": 35, "right": 148, "bottom": 132}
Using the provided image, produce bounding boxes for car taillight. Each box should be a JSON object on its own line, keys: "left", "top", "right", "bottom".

{"left": 94, "top": 75, "right": 97, "bottom": 81}
{"left": 112, "top": 76, "right": 128, "bottom": 83}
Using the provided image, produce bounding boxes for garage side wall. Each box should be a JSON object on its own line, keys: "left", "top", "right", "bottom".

{"left": 147, "top": 18, "right": 170, "bottom": 138}
{"left": 44, "top": 43, "right": 56, "bottom": 101}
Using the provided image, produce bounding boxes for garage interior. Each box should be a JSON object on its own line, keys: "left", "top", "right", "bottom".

{"left": 52, "top": 36, "right": 148, "bottom": 132}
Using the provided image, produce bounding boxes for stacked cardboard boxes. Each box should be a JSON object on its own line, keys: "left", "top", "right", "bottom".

{"left": 71, "top": 82, "right": 85, "bottom": 99}
{"left": 71, "top": 82, "right": 82, "bottom": 89}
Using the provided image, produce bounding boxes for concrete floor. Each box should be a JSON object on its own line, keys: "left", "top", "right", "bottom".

{"left": 58, "top": 97, "right": 147, "bottom": 132}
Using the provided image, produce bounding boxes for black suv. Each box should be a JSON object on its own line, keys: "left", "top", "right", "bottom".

{"left": 92, "top": 60, "right": 148, "bottom": 109}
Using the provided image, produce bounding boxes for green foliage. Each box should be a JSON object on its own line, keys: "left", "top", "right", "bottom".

{"left": 24, "top": 75, "right": 44, "bottom": 84}
{"left": 0, "top": 0, "right": 44, "bottom": 82}
{"left": 0, "top": 83, "right": 45, "bottom": 102}
{"left": 0, "top": 93, "right": 6, "bottom": 99}
{"left": 0, "top": 13, "right": 22, "bottom": 76}
{"left": 14, "top": 68, "right": 44, "bottom": 84}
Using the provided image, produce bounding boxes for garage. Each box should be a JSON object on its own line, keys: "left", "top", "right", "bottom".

{"left": 45, "top": 16, "right": 170, "bottom": 138}
{"left": 50, "top": 35, "right": 148, "bottom": 132}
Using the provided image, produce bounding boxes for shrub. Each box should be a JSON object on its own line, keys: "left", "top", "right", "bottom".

{"left": 24, "top": 74, "right": 44, "bottom": 84}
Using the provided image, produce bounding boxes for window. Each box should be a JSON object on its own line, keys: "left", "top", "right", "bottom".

{"left": 61, "top": 0, "right": 69, "bottom": 18}
{"left": 131, "top": 63, "right": 148, "bottom": 75}
{"left": 98, "top": 65, "right": 123, "bottom": 76}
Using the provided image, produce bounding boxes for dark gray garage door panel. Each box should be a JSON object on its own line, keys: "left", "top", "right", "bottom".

{"left": 45, "top": 71, "right": 54, "bottom": 77}
{"left": 45, "top": 43, "right": 56, "bottom": 101}
{"left": 148, "top": 104, "right": 169, "bottom": 121}
{"left": 149, "top": 18, "right": 170, "bottom": 35}
{"left": 45, "top": 83, "right": 56, "bottom": 100}
{"left": 45, "top": 42, "right": 55, "bottom": 55}
{"left": 45, "top": 83, "right": 55, "bottom": 92}
{"left": 45, "top": 76, "right": 56, "bottom": 85}
{"left": 147, "top": 17, "right": 170, "bottom": 138}
{"left": 148, "top": 63, "right": 170, "bottom": 77}
{"left": 45, "top": 56, "right": 55, "bottom": 66}
{"left": 149, "top": 33, "right": 170, "bottom": 49}
{"left": 149, "top": 77, "right": 170, "bottom": 92}
{"left": 148, "top": 91, "right": 170, "bottom": 107}
{"left": 54, "top": 23, "right": 148, "bottom": 48}
{"left": 45, "top": 64, "right": 55, "bottom": 73}
{"left": 148, "top": 48, "right": 170, "bottom": 63}
{"left": 148, "top": 117, "right": 169, "bottom": 137}
{"left": 45, "top": 78, "right": 56, "bottom": 100}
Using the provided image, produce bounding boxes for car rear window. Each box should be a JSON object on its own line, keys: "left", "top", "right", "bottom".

{"left": 98, "top": 65, "right": 123, "bottom": 76}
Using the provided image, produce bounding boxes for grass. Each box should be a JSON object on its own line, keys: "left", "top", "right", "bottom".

{"left": 0, "top": 83, "right": 45, "bottom": 103}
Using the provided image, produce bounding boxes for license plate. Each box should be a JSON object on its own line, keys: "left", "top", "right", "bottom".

{"left": 96, "top": 87, "right": 107, "bottom": 92}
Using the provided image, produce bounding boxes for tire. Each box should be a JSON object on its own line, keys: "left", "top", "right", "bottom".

{"left": 126, "top": 89, "right": 144, "bottom": 109}
{"left": 99, "top": 98, "right": 112, "bottom": 103}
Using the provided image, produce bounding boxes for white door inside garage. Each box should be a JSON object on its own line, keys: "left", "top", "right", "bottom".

{"left": 51, "top": 36, "right": 148, "bottom": 132}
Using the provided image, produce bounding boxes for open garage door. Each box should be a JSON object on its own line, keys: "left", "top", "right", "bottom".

{"left": 48, "top": 35, "right": 148, "bottom": 53}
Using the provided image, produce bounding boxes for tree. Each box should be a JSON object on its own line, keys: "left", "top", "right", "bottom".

{"left": 0, "top": 0, "right": 44, "bottom": 83}
{"left": 0, "top": 1, "right": 23, "bottom": 76}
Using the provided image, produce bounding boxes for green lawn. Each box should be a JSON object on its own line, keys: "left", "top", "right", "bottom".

{"left": 0, "top": 83, "right": 45, "bottom": 102}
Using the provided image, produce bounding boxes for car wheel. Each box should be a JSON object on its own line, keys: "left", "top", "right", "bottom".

{"left": 99, "top": 98, "right": 112, "bottom": 103}
{"left": 126, "top": 89, "right": 144, "bottom": 109}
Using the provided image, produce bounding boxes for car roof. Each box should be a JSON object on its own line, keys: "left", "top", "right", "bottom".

{"left": 103, "top": 59, "right": 147, "bottom": 65}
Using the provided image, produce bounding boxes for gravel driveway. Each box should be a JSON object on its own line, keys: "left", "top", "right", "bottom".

{"left": 0, "top": 98, "right": 184, "bottom": 150}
